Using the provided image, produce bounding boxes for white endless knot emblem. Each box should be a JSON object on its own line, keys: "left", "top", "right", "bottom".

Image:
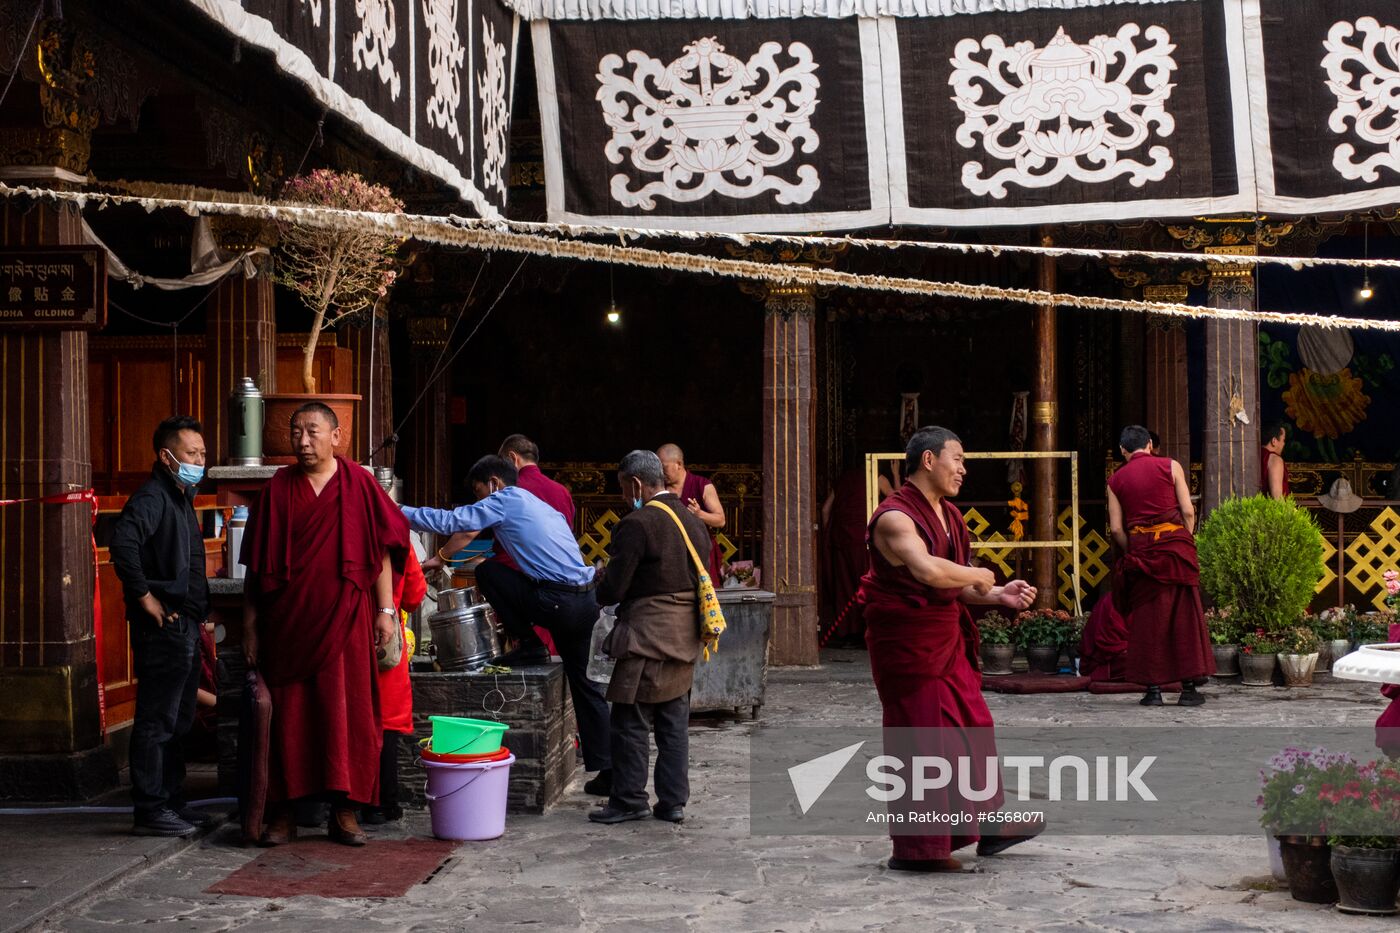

{"left": 596, "top": 37, "right": 821, "bottom": 210}
{"left": 422, "top": 0, "right": 466, "bottom": 154}
{"left": 351, "top": 0, "right": 401, "bottom": 100}
{"left": 949, "top": 24, "right": 1178, "bottom": 199}
{"left": 1323, "top": 16, "right": 1400, "bottom": 183}
{"left": 478, "top": 18, "right": 510, "bottom": 200}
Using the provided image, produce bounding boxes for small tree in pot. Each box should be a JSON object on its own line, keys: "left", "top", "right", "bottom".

{"left": 275, "top": 169, "right": 405, "bottom": 394}
{"left": 1197, "top": 494, "right": 1324, "bottom": 643}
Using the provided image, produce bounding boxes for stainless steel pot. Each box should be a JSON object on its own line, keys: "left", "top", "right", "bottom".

{"left": 438, "top": 586, "right": 486, "bottom": 611}
{"left": 428, "top": 591, "right": 502, "bottom": 671}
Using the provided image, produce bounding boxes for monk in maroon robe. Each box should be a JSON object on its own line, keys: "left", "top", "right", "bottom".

{"left": 241, "top": 402, "right": 408, "bottom": 846}
{"left": 859, "top": 426, "right": 1040, "bottom": 873}
{"left": 1107, "top": 425, "right": 1214, "bottom": 708}
{"left": 823, "top": 468, "right": 871, "bottom": 641}
{"left": 658, "top": 443, "right": 725, "bottom": 582}
{"left": 1079, "top": 591, "right": 1129, "bottom": 683}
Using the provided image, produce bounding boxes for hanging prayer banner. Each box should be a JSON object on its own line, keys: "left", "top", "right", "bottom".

{"left": 184, "top": 0, "right": 520, "bottom": 216}
{"left": 884, "top": 0, "right": 1255, "bottom": 226}
{"left": 1250, "top": 0, "right": 1400, "bottom": 215}
{"left": 533, "top": 18, "right": 891, "bottom": 232}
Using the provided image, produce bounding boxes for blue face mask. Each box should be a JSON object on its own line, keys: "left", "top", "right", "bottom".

{"left": 632, "top": 497, "right": 644, "bottom": 511}
{"left": 165, "top": 449, "right": 204, "bottom": 487}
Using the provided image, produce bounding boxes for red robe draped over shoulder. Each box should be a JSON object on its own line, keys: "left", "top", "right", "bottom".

{"left": 241, "top": 457, "right": 409, "bottom": 805}
{"left": 681, "top": 471, "right": 726, "bottom": 583}
{"left": 1108, "top": 453, "right": 1214, "bottom": 686}
{"left": 857, "top": 483, "right": 1002, "bottom": 861}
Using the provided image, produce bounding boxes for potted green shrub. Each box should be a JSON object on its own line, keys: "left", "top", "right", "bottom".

{"left": 1240, "top": 629, "right": 1282, "bottom": 686}
{"left": 1326, "top": 759, "right": 1400, "bottom": 915}
{"left": 1015, "top": 609, "right": 1072, "bottom": 674}
{"left": 1197, "top": 495, "right": 1325, "bottom": 643}
{"left": 1259, "top": 746, "right": 1348, "bottom": 904}
{"left": 1278, "top": 624, "right": 1321, "bottom": 687}
{"left": 977, "top": 610, "right": 1015, "bottom": 676}
{"left": 1354, "top": 610, "right": 1394, "bottom": 649}
{"left": 1206, "top": 607, "right": 1242, "bottom": 676}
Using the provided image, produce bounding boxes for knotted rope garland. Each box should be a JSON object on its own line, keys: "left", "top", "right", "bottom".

{"left": 4, "top": 181, "right": 1396, "bottom": 331}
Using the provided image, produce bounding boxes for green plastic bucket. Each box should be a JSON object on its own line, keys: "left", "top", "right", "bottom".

{"left": 428, "top": 716, "right": 509, "bottom": 756}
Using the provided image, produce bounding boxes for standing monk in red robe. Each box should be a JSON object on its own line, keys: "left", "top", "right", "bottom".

{"left": 658, "top": 443, "right": 725, "bottom": 583}
{"left": 241, "top": 402, "right": 409, "bottom": 846}
{"left": 1107, "top": 424, "right": 1214, "bottom": 708}
{"left": 859, "top": 426, "right": 1039, "bottom": 873}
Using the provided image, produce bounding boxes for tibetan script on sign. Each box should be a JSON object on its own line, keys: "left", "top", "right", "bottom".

{"left": 0, "top": 248, "right": 106, "bottom": 329}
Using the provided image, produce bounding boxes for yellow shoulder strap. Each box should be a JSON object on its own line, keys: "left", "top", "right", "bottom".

{"left": 645, "top": 499, "right": 708, "bottom": 577}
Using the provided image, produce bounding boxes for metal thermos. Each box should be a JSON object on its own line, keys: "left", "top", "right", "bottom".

{"left": 227, "top": 506, "right": 248, "bottom": 580}
{"left": 228, "top": 376, "right": 264, "bottom": 466}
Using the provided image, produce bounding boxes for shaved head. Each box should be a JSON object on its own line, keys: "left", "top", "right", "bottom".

{"left": 657, "top": 443, "right": 684, "bottom": 463}
{"left": 657, "top": 443, "right": 685, "bottom": 486}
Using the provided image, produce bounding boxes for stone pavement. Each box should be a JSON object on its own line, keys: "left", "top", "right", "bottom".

{"left": 25, "top": 652, "right": 1400, "bottom": 932}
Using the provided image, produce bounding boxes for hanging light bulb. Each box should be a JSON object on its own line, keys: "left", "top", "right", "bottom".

{"left": 1361, "top": 222, "right": 1375, "bottom": 300}
{"left": 605, "top": 267, "right": 622, "bottom": 325}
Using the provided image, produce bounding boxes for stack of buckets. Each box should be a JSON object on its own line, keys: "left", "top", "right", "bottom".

{"left": 420, "top": 715, "right": 514, "bottom": 841}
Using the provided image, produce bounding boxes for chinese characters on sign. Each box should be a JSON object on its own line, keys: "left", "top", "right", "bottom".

{"left": 0, "top": 248, "right": 106, "bottom": 329}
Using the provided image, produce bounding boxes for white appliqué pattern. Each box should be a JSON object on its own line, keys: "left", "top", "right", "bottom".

{"left": 351, "top": 0, "right": 401, "bottom": 100}
{"left": 597, "top": 36, "right": 821, "bottom": 210}
{"left": 300, "top": 0, "right": 323, "bottom": 28}
{"left": 1323, "top": 16, "right": 1400, "bottom": 183}
{"left": 949, "top": 25, "right": 1177, "bottom": 199}
{"left": 422, "top": 0, "right": 466, "bottom": 154}
{"left": 478, "top": 18, "right": 510, "bottom": 200}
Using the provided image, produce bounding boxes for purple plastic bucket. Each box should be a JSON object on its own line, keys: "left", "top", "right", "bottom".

{"left": 423, "top": 752, "right": 515, "bottom": 841}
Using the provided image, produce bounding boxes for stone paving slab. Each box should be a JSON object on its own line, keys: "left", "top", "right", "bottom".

{"left": 30, "top": 652, "right": 1400, "bottom": 931}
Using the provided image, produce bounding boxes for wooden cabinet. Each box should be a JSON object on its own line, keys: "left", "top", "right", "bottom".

{"left": 89, "top": 346, "right": 203, "bottom": 494}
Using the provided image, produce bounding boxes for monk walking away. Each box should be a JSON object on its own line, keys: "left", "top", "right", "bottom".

{"left": 241, "top": 402, "right": 409, "bottom": 846}
{"left": 859, "top": 425, "right": 1040, "bottom": 873}
{"left": 1107, "top": 425, "right": 1214, "bottom": 708}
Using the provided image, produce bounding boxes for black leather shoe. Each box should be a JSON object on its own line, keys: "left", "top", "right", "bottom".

{"left": 132, "top": 808, "right": 197, "bottom": 838}
{"left": 653, "top": 805, "right": 685, "bottom": 823}
{"left": 174, "top": 806, "right": 215, "bottom": 828}
{"left": 583, "top": 769, "right": 613, "bottom": 796}
{"left": 495, "top": 645, "right": 550, "bottom": 667}
{"left": 588, "top": 805, "right": 650, "bottom": 824}
{"left": 1178, "top": 685, "right": 1206, "bottom": 707}
{"left": 887, "top": 857, "right": 965, "bottom": 873}
{"left": 1140, "top": 686, "right": 1164, "bottom": 707}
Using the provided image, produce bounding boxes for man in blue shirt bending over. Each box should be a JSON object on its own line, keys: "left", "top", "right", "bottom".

{"left": 401, "top": 455, "right": 613, "bottom": 795}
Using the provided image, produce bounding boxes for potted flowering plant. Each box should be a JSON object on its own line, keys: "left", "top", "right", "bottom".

{"left": 1354, "top": 609, "right": 1394, "bottom": 648}
{"left": 1323, "top": 759, "right": 1400, "bottom": 914}
{"left": 1278, "top": 624, "right": 1321, "bottom": 687}
{"left": 1206, "top": 607, "right": 1242, "bottom": 676}
{"left": 1240, "top": 629, "right": 1282, "bottom": 686}
{"left": 1258, "top": 746, "right": 1351, "bottom": 904}
{"left": 266, "top": 169, "right": 405, "bottom": 460}
{"left": 1015, "top": 609, "right": 1072, "bottom": 674}
{"left": 977, "top": 610, "right": 1015, "bottom": 676}
{"left": 1311, "top": 607, "right": 1353, "bottom": 672}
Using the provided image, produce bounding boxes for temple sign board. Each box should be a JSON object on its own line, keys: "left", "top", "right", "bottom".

{"left": 0, "top": 247, "right": 106, "bottom": 330}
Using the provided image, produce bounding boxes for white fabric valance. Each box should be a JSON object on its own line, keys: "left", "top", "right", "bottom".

{"left": 498, "top": 0, "right": 1188, "bottom": 21}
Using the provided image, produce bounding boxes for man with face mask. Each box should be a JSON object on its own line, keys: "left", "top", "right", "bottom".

{"left": 401, "top": 455, "right": 612, "bottom": 793}
{"left": 110, "top": 416, "right": 212, "bottom": 837}
{"left": 589, "top": 450, "right": 708, "bottom": 825}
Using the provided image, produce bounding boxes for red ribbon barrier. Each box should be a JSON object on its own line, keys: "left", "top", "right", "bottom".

{"left": 0, "top": 489, "right": 104, "bottom": 733}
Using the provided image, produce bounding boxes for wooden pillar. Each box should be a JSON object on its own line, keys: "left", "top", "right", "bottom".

{"left": 404, "top": 315, "right": 450, "bottom": 508}
{"left": 204, "top": 267, "right": 276, "bottom": 464}
{"left": 344, "top": 309, "right": 393, "bottom": 467}
{"left": 1202, "top": 249, "right": 1260, "bottom": 516}
{"left": 1031, "top": 240, "right": 1058, "bottom": 608}
{"left": 763, "top": 287, "right": 819, "bottom": 666}
{"left": 1143, "top": 301, "right": 1191, "bottom": 467}
{"left": 0, "top": 18, "right": 118, "bottom": 797}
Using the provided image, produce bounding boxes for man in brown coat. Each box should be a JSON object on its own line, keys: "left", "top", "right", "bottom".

{"left": 592, "top": 449, "right": 708, "bottom": 824}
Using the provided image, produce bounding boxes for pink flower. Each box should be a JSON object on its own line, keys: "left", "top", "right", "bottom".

{"left": 1389, "top": 579, "right": 1400, "bottom": 597}
{"left": 1385, "top": 570, "right": 1398, "bottom": 582}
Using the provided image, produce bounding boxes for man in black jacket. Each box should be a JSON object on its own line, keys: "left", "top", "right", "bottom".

{"left": 591, "top": 450, "right": 708, "bottom": 825}
{"left": 109, "top": 416, "right": 211, "bottom": 837}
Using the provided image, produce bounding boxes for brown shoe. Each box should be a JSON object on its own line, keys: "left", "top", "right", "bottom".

{"left": 328, "top": 808, "right": 368, "bottom": 846}
{"left": 258, "top": 804, "right": 296, "bottom": 847}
